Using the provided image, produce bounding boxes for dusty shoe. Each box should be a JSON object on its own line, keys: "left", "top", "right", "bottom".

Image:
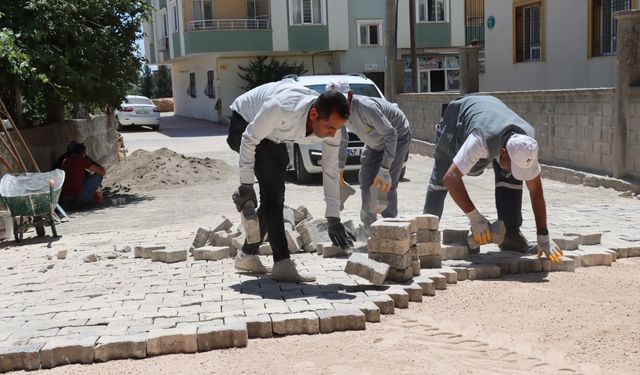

{"left": 234, "top": 251, "right": 270, "bottom": 274}
{"left": 271, "top": 259, "right": 316, "bottom": 282}
{"left": 499, "top": 231, "right": 537, "bottom": 253}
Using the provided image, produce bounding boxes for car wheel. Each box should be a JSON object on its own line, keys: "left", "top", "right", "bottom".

{"left": 152, "top": 124, "right": 160, "bottom": 131}
{"left": 116, "top": 117, "right": 124, "bottom": 131}
{"left": 294, "top": 147, "right": 312, "bottom": 184}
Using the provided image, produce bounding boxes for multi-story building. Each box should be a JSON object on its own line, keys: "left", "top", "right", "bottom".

{"left": 143, "top": 0, "right": 476, "bottom": 121}
{"left": 481, "top": 0, "right": 639, "bottom": 91}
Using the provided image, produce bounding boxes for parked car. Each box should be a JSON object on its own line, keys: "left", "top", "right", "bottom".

{"left": 115, "top": 95, "right": 160, "bottom": 131}
{"left": 283, "top": 74, "right": 406, "bottom": 183}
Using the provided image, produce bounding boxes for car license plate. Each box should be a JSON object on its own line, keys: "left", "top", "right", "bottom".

{"left": 137, "top": 111, "right": 150, "bottom": 115}
{"left": 347, "top": 148, "right": 362, "bottom": 156}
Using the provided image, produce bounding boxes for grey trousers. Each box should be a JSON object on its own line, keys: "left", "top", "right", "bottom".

{"left": 359, "top": 135, "right": 411, "bottom": 227}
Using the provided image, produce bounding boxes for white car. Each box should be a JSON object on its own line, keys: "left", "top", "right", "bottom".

{"left": 284, "top": 74, "right": 406, "bottom": 183}
{"left": 115, "top": 95, "right": 160, "bottom": 131}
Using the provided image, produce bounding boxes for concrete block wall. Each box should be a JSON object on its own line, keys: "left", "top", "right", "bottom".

{"left": 395, "top": 88, "right": 640, "bottom": 178}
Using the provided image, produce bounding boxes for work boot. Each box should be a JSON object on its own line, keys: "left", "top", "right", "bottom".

{"left": 234, "top": 250, "right": 270, "bottom": 274}
{"left": 271, "top": 259, "right": 316, "bottom": 282}
{"left": 499, "top": 230, "right": 537, "bottom": 253}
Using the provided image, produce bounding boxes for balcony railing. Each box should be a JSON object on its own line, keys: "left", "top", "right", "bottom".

{"left": 186, "top": 17, "right": 271, "bottom": 32}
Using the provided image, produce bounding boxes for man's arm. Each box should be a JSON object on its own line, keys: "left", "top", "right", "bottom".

{"left": 88, "top": 164, "right": 106, "bottom": 176}
{"left": 321, "top": 132, "right": 341, "bottom": 218}
{"left": 360, "top": 104, "right": 397, "bottom": 169}
{"left": 525, "top": 175, "right": 548, "bottom": 233}
{"left": 442, "top": 163, "right": 475, "bottom": 214}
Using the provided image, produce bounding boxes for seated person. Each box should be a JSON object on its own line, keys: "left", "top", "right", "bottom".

{"left": 60, "top": 143, "right": 106, "bottom": 205}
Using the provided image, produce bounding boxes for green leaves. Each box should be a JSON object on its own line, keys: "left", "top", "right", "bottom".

{"left": 237, "top": 55, "right": 308, "bottom": 91}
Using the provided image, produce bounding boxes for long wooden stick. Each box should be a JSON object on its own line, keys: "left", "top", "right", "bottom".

{"left": 0, "top": 133, "right": 20, "bottom": 166}
{"left": 0, "top": 112, "right": 27, "bottom": 172}
{"left": 0, "top": 99, "right": 37, "bottom": 172}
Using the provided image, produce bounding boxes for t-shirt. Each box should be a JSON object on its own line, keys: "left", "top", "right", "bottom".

{"left": 452, "top": 129, "right": 490, "bottom": 175}
{"left": 60, "top": 154, "right": 93, "bottom": 198}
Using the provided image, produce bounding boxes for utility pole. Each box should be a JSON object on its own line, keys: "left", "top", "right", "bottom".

{"left": 384, "top": 0, "right": 397, "bottom": 101}
{"left": 409, "top": 0, "right": 418, "bottom": 92}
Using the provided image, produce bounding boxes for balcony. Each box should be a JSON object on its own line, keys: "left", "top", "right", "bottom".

{"left": 186, "top": 17, "right": 271, "bottom": 32}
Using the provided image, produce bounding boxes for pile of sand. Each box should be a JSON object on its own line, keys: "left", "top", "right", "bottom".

{"left": 104, "top": 147, "right": 232, "bottom": 193}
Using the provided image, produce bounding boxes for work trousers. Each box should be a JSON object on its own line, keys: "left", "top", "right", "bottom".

{"left": 359, "top": 134, "right": 411, "bottom": 227}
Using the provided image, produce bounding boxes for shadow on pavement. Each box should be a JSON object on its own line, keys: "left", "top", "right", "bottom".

{"left": 230, "top": 278, "right": 359, "bottom": 301}
{"left": 0, "top": 233, "right": 61, "bottom": 249}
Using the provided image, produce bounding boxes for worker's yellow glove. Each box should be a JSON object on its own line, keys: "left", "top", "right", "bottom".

{"left": 372, "top": 166, "right": 392, "bottom": 193}
{"left": 465, "top": 209, "right": 492, "bottom": 245}
{"left": 536, "top": 234, "right": 563, "bottom": 263}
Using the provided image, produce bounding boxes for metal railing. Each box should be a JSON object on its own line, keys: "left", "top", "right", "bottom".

{"left": 186, "top": 17, "right": 271, "bottom": 32}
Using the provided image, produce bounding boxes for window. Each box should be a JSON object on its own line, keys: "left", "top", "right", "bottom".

{"left": 357, "top": 20, "right": 382, "bottom": 46}
{"left": 514, "top": 1, "right": 543, "bottom": 62}
{"left": 590, "top": 0, "right": 632, "bottom": 57}
{"left": 418, "top": 0, "right": 448, "bottom": 22}
{"left": 193, "top": 0, "right": 213, "bottom": 21}
{"left": 290, "top": 0, "right": 324, "bottom": 25}
{"left": 172, "top": 2, "right": 179, "bottom": 32}
{"left": 464, "top": 0, "right": 485, "bottom": 46}
{"left": 187, "top": 72, "right": 196, "bottom": 97}
{"left": 403, "top": 54, "right": 460, "bottom": 92}
{"left": 204, "top": 70, "right": 215, "bottom": 98}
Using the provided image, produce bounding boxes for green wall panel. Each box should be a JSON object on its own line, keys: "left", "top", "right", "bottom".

{"left": 415, "top": 23, "right": 451, "bottom": 48}
{"left": 172, "top": 32, "right": 181, "bottom": 57}
{"left": 184, "top": 31, "right": 273, "bottom": 53}
{"left": 159, "top": 0, "right": 166, "bottom": 9}
{"left": 288, "top": 26, "right": 329, "bottom": 51}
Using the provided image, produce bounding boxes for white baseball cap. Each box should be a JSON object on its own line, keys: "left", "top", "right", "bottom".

{"left": 506, "top": 134, "right": 541, "bottom": 181}
{"left": 325, "top": 79, "right": 350, "bottom": 94}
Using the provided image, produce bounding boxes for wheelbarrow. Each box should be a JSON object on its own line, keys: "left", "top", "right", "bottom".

{"left": 0, "top": 169, "right": 65, "bottom": 243}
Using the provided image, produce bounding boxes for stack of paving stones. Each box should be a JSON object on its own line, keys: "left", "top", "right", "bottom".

{"left": 440, "top": 229, "right": 475, "bottom": 260}
{"left": 367, "top": 218, "right": 416, "bottom": 283}
{"left": 414, "top": 214, "right": 442, "bottom": 269}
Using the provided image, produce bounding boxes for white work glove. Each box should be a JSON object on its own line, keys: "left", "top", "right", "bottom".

{"left": 373, "top": 166, "right": 392, "bottom": 193}
{"left": 465, "top": 209, "right": 492, "bottom": 245}
{"left": 536, "top": 234, "right": 563, "bottom": 263}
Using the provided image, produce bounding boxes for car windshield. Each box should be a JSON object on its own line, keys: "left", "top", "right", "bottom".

{"left": 125, "top": 97, "right": 154, "bottom": 105}
{"left": 305, "top": 83, "right": 382, "bottom": 98}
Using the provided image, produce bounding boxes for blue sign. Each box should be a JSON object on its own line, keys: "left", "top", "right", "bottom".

{"left": 487, "top": 15, "right": 496, "bottom": 30}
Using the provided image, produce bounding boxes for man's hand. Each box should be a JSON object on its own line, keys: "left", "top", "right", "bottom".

{"left": 465, "top": 209, "right": 492, "bottom": 245}
{"left": 339, "top": 169, "right": 346, "bottom": 188}
{"left": 327, "top": 217, "right": 356, "bottom": 249}
{"left": 536, "top": 234, "right": 563, "bottom": 263}
{"left": 372, "top": 167, "right": 392, "bottom": 193}
{"left": 232, "top": 183, "right": 257, "bottom": 212}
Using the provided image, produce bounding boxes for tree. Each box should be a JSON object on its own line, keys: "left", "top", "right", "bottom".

{"left": 140, "top": 65, "right": 154, "bottom": 98}
{"left": 0, "top": 0, "right": 151, "bottom": 125}
{"left": 154, "top": 65, "right": 172, "bottom": 98}
{"left": 237, "top": 56, "right": 307, "bottom": 91}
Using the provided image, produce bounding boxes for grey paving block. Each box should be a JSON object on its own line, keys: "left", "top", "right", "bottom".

{"left": 564, "top": 232, "right": 602, "bottom": 245}
{"left": 415, "top": 214, "right": 439, "bottom": 230}
{"left": 442, "top": 229, "right": 469, "bottom": 244}
{"left": 367, "top": 237, "right": 412, "bottom": 254}
{"left": 577, "top": 248, "right": 614, "bottom": 267}
{"left": 380, "top": 217, "right": 417, "bottom": 233}
{"left": 40, "top": 336, "right": 97, "bottom": 369}
{"left": 291, "top": 206, "right": 306, "bottom": 223}
{"left": 416, "top": 241, "right": 441, "bottom": 256}
{"left": 134, "top": 244, "right": 166, "bottom": 259}
{"left": 0, "top": 343, "right": 43, "bottom": 372}
{"left": 416, "top": 230, "right": 441, "bottom": 243}
{"left": 212, "top": 217, "right": 233, "bottom": 233}
{"left": 550, "top": 257, "right": 577, "bottom": 272}
{"left": 386, "top": 266, "right": 413, "bottom": 283}
{"left": 316, "top": 309, "right": 366, "bottom": 334}
{"left": 411, "top": 260, "right": 421, "bottom": 276}
{"left": 94, "top": 334, "right": 147, "bottom": 362}
{"left": 193, "top": 225, "right": 212, "bottom": 248}
{"left": 402, "top": 283, "right": 423, "bottom": 302}
{"left": 421, "top": 271, "right": 447, "bottom": 290}
{"left": 439, "top": 268, "right": 458, "bottom": 284}
{"left": 319, "top": 242, "right": 348, "bottom": 258}
{"left": 296, "top": 205, "right": 311, "bottom": 221}
{"left": 344, "top": 253, "right": 390, "bottom": 285}
{"left": 258, "top": 243, "right": 272, "bottom": 255}
{"left": 449, "top": 266, "right": 468, "bottom": 281}
{"left": 225, "top": 315, "right": 273, "bottom": 339}
{"left": 271, "top": 312, "right": 319, "bottom": 336}
{"left": 295, "top": 218, "right": 331, "bottom": 248}
{"left": 230, "top": 234, "right": 245, "bottom": 250}
{"left": 212, "top": 231, "right": 242, "bottom": 247}
{"left": 151, "top": 249, "right": 188, "bottom": 263}
{"left": 419, "top": 254, "right": 442, "bottom": 269}
{"left": 386, "top": 287, "right": 410, "bottom": 308}
{"left": 552, "top": 236, "right": 580, "bottom": 251}
{"left": 370, "top": 221, "right": 412, "bottom": 240}
{"left": 146, "top": 327, "right": 198, "bottom": 356}
{"left": 339, "top": 182, "right": 356, "bottom": 210}
{"left": 286, "top": 227, "right": 304, "bottom": 253}
{"left": 282, "top": 207, "right": 296, "bottom": 227}
{"left": 369, "top": 250, "right": 412, "bottom": 269}
{"left": 467, "top": 264, "right": 502, "bottom": 280}
{"left": 192, "top": 246, "right": 230, "bottom": 261}
{"left": 197, "top": 323, "right": 248, "bottom": 351}
{"left": 440, "top": 244, "right": 468, "bottom": 260}
{"left": 368, "top": 294, "right": 395, "bottom": 314}
{"left": 354, "top": 301, "right": 381, "bottom": 323}
{"left": 413, "top": 276, "right": 436, "bottom": 296}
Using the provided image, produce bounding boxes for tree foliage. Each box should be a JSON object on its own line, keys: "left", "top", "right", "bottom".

{"left": 237, "top": 55, "right": 307, "bottom": 91}
{"left": 140, "top": 65, "right": 154, "bottom": 98}
{"left": 0, "top": 0, "right": 151, "bottom": 125}
{"left": 153, "top": 65, "right": 172, "bottom": 98}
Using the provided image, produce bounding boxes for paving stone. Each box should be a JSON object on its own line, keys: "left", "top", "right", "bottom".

{"left": 83, "top": 254, "right": 98, "bottom": 263}
{"left": 416, "top": 241, "right": 441, "bottom": 256}
{"left": 370, "top": 221, "right": 412, "bottom": 240}
{"left": 419, "top": 254, "right": 442, "bottom": 269}
{"left": 344, "top": 253, "right": 389, "bottom": 285}
{"left": 271, "top": 312, "right": 319, "bottom": 336}
{"left": 192, "top": 226, "right": 212, "bottom": 248}
{"left": 552, "top": 236, "right": 581, "bottom": 251}
{"left": 296, "top": 205, "right": 311, "bottom": 220}
{"left": 440, "top": 244, "right": 468, "bottom": 260}
{"left": 467, "top": 264, "right": 502, "bottom": 280}
{"left": 289, "top": 206, "right": 306, "bottom": 223}
{"left": 439, "top": 268, "right": 458, "bottom": 284}
{"left": 411, "top": 260, "right": 421, "bottom": 276}
{"left": 258, "top": 243, "right": 272, "bottom": 256}
{"left": 368, "top": 294, "right": 395, "bottom": 314}
{"left": 367, "top": 237, "right": 411, "bottom": 254}
{"left": 146, "top": 327, "right": 198, "bottom": 356}
{"left": 564, "top": 232, "right": 602, "bottom": 245}
{"left": 402, "top": 283, "right": 423, "bottom": 302}
{"left": 94, "top": 334, "right": 147, "bottom": 362}
{"left": 467, "top": 220, "right": 506, "bottom": 249}
{"left": 192, "top": 246, "right": 230, "bottom": 261}
{"left": 449, "top": 266, "right": 468, "bottom": 281}
{"left": 386, "top": 266, "right": 413, "bottom": 283}
{"left": 577, "top": 248, "right": 614, "bottom": 267}
{"left": 40, "top": 336, "right": 97, "bottom": 369}
{"left": 0, "top": 343, "right": 43, "bottom": 372}
{"left": 380, "top": 217, "right": 417, "bottom": 233}
{"left": 369, "top": 250, "right": 412, "bottom": 269}
{"left": 353, "top": 301, "right": 381, "bottom": 323}
{"left": 197, "top": 323, "right": 248, "bottom": 351}
{"left": 282, "top": 207, "right": 296, "bottom": 227}
{"left": 562, "top": 252, "right": 583, "bottom": 268}
{"left": 413, "top": 276, "right": 436, "bottom": 296}
{"left": 421, "top": 271, "right": 447, "bottom": 290}
{"left": 319, "top": 242, "right": 347, "bottom": 258}
{"left": 416, "top": 230, "right": 441, "bottom": 243}
{"left": 211, "top": 217, "right": 233, "bottom": 233}
{"left": 339, "top": 183, "right": 357, "bottom": 210}
{"left": 549, "top": 257, "right": 577, "bottom": 272}
{"left": 316, "top": 309, "right": 366, "bottom": 334}
{"left": 151, "top": 249, "right": 188, "bottom": 263}
{"left": 442, "top": 229, "right": 469, "bottom": 244}
{"left": 295, "top": 218, "right": 331, "bottom": 248}
{"left": 286, "top": 227, "right": 304, "bottom": 253}
{"left": 133, "top": 244, "right": 166, "bottom": 259}
{"left": 56, "top": 250, "right": 67, "bottom": 260}
{"left": 386, "top": 287, "right": 410, "bottom": 308}
{"left": 415, "top": 214, "right": 439, "bottom": 230}
{"left": 230, "top": 235, "right": 245, "bottom": 250}
{"left": 224, "top": 315, "right": 273, "bottom": 339}
{"left": 212, "top": 231, "right": 242, "bottom": 247}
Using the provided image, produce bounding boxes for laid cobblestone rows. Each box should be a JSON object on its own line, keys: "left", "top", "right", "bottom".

{"left": 1, "top": 210, "right": 639, "bottom": 373}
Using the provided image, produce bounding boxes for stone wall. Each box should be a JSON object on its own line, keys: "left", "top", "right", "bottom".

{"left": 0, "top": 114, "right": 120, "bottom": 173}
{"left": 396, "top": 88, "right": 640, "bottom": 179}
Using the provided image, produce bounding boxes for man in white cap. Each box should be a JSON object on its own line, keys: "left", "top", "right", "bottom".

{"left": 424, "top": 95, "right": 562, "bottom": 263}
{"left": 325, "top": 80, "right": 412, "bottom": 227}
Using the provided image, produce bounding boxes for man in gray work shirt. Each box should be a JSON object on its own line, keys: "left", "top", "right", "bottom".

{"left": 326, "top": 80, "right": 411, "bottom": 227}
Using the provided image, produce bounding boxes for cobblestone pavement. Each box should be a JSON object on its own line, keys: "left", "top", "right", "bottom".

{"left": 1, "top": 115, "right": 639, "bottom": 372}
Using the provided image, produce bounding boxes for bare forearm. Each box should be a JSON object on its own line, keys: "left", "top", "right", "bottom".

{"left": 443, "top": 164, "right": 475, "bottom": 214}
{"left": 527, "top": 177, "right": 548, "bottom": 234}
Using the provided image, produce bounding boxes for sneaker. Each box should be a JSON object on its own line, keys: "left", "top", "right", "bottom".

{"left": 499, "top": 231, "right": 537, "bottom": 253}
{"left": 234, "top": 251, "right": 270, "bottom": 274}
{"left": 271, "top": 259, "right": 316, "bottom": 282}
